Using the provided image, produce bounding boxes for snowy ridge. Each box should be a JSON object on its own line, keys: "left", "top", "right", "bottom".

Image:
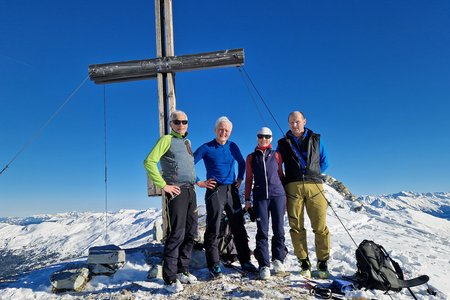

{"left": 0, "top": 209, "right": 159, "bottom": 280}
{"left": 0, "top": 188, "right": 449, "bottom": 299}
{"left": 357, "top": 191, "right": 450, "bottom": 220}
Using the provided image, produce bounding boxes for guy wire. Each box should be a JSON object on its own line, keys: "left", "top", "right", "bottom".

{"left": 237, "top": 67, "right": 267, "bottom": 125}
{"left": 103, "top": 85, "right": 109, "bottom": 244}
{"left": 237, "top": 67, "right": 285, "bottom": 136}
{"left": 1, "top": 75, "right": 90, "bottom": 176}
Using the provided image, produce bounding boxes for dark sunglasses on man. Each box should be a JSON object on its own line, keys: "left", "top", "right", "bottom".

{"left": 172, "top": 120, "right": 188, "bottom": 125}
{"left": 257, "top": 134, "right": 272, "bottom": 139}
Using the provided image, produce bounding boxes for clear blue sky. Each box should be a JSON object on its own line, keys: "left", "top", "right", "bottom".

{"left": 1, "top": 0, "right": 449, "bottom": 217}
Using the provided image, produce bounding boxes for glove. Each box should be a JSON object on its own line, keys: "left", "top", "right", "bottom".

{"left": 246, "top": 207, "right": 257, "bottom": 222}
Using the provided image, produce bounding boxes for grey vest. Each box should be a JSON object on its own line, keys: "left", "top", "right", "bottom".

{"left": 160, "top": 136, "right": 196, "bottom": 185}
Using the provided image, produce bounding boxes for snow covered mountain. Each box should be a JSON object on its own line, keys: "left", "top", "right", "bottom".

{"left": 0, "top": 209, "right": 159, "bottom": 280}
{"left": 0, "top": 187, "right": 449, "bottom": 299}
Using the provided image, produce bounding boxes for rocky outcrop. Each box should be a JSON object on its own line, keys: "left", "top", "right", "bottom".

{"left": 50, "top": 244, "right": 127, "bottom": 292}
{"left": 323, "top": 175, "right": 357, "bottom": 200}
{"left": 88, "top": 244, "right": 126, "bottom": 276}
{"left": 50, "top": 263, "right": 90, "bottom": 292}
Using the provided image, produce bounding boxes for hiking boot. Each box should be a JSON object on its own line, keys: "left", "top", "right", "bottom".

{"left": 177, "top": 271, "right": 198, "bottom": 284}
{"left": 259, "top": 266, "right": 271, "bottom": 280}
{"left": 209, "top": 264, "right": 223, "bottom": 279}
{"left": 316, "top": 260, "right": 331, "bottom": 279}
{"left": 241, "top": 261, "right": 258, "bottom": 273}
{"left": 164, "top": 279, "right": 183, "bottom": 293}
{"left": 272, "top": 259, "right": 285, "bottom": 274}
{"left": 299, "top": 257, "right": 312, "bottom": 278}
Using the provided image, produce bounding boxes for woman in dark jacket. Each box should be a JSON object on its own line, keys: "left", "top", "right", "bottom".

{"left": 244, "top": 127, "right": 287, "bottom": 280}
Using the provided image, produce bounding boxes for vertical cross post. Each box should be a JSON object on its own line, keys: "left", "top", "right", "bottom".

{"left": 88, "top": 1, "right": 244, "bottom": 242}
{"left": 153, "top": 0, "right": 175, "bottom": 237}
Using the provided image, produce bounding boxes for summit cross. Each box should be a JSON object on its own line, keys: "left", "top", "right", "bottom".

{"left": 88, "top": 0, "right": 244, "bottom": 235}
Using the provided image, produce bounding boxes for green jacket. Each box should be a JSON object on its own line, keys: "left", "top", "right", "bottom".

{"left": 144, "top": 130, "right": 196, "bottom": 188}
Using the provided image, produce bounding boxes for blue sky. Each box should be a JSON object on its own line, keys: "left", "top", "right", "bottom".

{"left": 1, "top": 0, "right": 449, "bottom": 217}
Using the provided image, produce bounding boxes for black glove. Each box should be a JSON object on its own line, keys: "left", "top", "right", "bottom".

{"left": 246, "top": 207, "right": 257, "bottom": 222}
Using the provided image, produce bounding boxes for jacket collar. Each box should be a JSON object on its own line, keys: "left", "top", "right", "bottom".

{"left": 255, "top": 144, "right": 272, "bottom": 152}
{"left": 286, "top": 128, "right": 309, "bottom": 141}
{"left": 171, "top": 130, "right": 187, "bottom": 139}
{"left": 212, "top": 139, "right": 229, "bottom": 147}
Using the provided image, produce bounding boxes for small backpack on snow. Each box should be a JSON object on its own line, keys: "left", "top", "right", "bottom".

{"left": 217, "top": 213, "right": 238, "bottom": 264}
{"left": 355, "top": 240, "right": 429, "bottom": 293}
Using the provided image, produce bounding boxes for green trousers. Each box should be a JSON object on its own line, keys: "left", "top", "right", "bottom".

{"left": 286, "top": 181, "right": 330, "bottom": 261}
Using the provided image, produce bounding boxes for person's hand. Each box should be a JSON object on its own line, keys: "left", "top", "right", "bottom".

{"left": 197, "top": 178, "right": 216, "bottom": 189}
{"left": 163, "top": 184, "right": 181, "bottom": 198}
{"left": 235, "top": 178, "right": 243, "bottom": 189}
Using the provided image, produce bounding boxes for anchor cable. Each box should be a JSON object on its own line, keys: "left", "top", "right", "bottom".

{"left": 237, "top": 67, "right": 285, "bottom": 135}
{"left": 237, "top": 67, "right": 267, "bottom": 125}
{"left": 103, "top": 85, "right": 109, "bottom": 244}
{"left": 0, "top": 75, "right": 90, "bottom": 176}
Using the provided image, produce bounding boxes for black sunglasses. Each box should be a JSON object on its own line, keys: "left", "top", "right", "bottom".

{"left": 257, "top": 134, "right": 272, "bottom": 139}
{"left": 172, "top": 120, "right": 188, "bottom": 125}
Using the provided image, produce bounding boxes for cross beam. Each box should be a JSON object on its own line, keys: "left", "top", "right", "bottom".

{"left": 88, "top": 49, "right": 244, "bottom": 84}
{"left": 87, "top": 0, "right": 244, "bottom": 238}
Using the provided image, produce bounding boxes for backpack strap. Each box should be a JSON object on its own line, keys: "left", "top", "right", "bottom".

{"left": 378, "top": 244, "right": 404, "bottom": 280}
{"left": 375, "top": 243, "right": 429, "bottom": 300}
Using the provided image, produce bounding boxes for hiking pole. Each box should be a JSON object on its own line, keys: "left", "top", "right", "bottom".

{"left": 314, "top": 181, "right": 359, "bottom": 248}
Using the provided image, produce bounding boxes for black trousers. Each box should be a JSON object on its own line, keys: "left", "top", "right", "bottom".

{"left": 163, "top": 186, "right": 198, "bottom": 283}
{"left": 204, "top": 184, "right": 251, "bottom": 268}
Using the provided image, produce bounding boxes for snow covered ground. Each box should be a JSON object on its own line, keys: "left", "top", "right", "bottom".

{"left": 0, "top": 188, "right": 449, "bottom": 299}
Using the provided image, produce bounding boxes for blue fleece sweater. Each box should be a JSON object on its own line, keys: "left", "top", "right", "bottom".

{"left": 194, "top": 139, "right": 245, "bottom": 184}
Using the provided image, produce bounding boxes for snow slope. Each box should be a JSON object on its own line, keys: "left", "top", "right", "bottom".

{"left": 0, "top": 189, "right": 448, "bottom": 299}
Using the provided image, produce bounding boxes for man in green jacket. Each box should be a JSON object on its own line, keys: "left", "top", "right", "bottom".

{"left": 144, "top": 110, "right": 198, "bottom": 293}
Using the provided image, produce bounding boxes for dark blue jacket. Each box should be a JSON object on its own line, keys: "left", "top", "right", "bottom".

{"left": 250, "top": 148, "right": 285, "bottom": 200}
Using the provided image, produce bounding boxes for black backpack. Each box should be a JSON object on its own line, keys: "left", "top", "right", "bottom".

{"left": 217, "top": 213, "right": 238, "bottom": 264}
{"left": 355, "top": 240, "right": 429, "bottom": 293}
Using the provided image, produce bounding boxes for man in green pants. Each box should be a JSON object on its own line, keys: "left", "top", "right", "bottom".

{"left": 144, "top": 110, "right": 198, "bottom": 293}
{"left": 277, "top": 111, "right": 330, "bottom": 279}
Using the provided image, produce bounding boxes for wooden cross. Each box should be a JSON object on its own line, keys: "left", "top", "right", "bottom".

{"left": 88, "top": 0, "right": 244, "bottom": 236}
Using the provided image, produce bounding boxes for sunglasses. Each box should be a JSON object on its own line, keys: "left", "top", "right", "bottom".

{"left": 172, "top": 120, "right": 188, "bottom": 125}
{"left": 257, "top": 134, "right": 272, "bottom": 139}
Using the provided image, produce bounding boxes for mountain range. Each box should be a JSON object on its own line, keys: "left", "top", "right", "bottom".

{"left": 0, "top": 184, "right": 448, "bottom": 299}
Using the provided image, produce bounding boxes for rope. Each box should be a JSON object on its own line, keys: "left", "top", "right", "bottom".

{"left": 238, "top": 66, "right": 415, "bottom": 299}
{"left": 0, "top": 75, "right": 90, "bottom": 176}
{"left": 103, "top": 85, "right": 109, "bottom": 244}
{"left": 315, "top": 182, "right": 359, "bottom": 248}
{"left": 237, "top": 67, "right": 267, "bottom": 125}
{"left": 237, "top": 66, "right": 361, "bottom": 248}
{"left": 237, "top": 67, "right": 285, "bottom": 135}
{"left": 237, "top": 66, "right": 360, "bottom": 246}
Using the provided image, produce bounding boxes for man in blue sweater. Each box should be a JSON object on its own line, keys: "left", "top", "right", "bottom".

{"left": 194, "top": 116, "right": 257, "bottom": 278}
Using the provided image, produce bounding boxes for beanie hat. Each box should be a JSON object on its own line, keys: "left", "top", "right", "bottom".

{"left": 257, "top": 127, "right": 272, "bottom": 136}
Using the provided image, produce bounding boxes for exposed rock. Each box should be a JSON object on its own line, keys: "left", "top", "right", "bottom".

{"left": 323, "top": 175, "right": 357, "bottom": 201}
{"left": 153, "top": 217, "right": 164, "bottom": 242}
{"left": 147, "top": 264, "right": 163, "bottom": 279}
{"left": 50, "top": 263, "right": 90, "bottom": 292}
{"left": 88, "top": 244, "right": 125, "bottom": 276}
{"left": 141, "top": 242, "right": 207, "bottom": 277}
{"left": 140, "top": 243, "right": 164, "bottom": 279}
{"left": 141, "top": 243, "right": 164, "bottom": 268}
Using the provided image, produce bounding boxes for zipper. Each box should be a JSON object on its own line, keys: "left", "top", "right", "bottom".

{"left": 262, "top": 149, "right": 269, "bottom": 199}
